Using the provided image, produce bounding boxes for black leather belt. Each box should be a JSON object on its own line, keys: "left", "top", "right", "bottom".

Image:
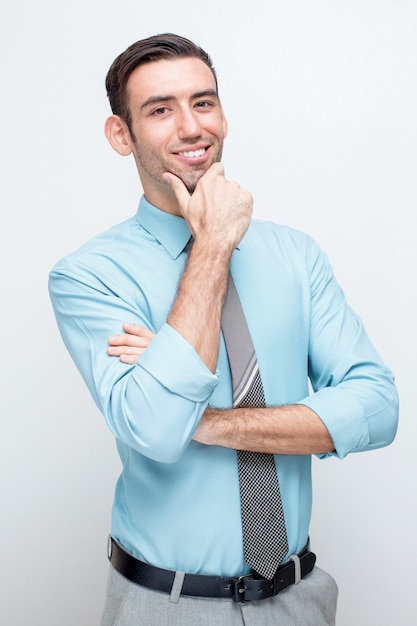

{"left": 108, "top": 537, "right": 316, "bottom": 603}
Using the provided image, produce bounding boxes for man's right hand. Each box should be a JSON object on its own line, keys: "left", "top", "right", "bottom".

{"left": 162, "top": 163, "right": 253, "bottom": 373}
{"left": 164, "top": 163, "right": 253, "bottom": 251}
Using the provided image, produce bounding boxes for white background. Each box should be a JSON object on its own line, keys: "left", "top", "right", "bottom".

{"left": 1, "top": 1, "right": 416, "bottom": 624}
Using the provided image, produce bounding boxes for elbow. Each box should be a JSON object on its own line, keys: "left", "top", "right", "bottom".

{"left": 105, "top": 400, "right": 197, "bottom": 464}
{"left": 368, "top": 389, "right": 399, "bottom": 450}
{"left": 103, "top": 365, "right": 209, "bottom": 463}
{"left": 107, "top": 414, "right": 192, "bottom": 464}
{"left": 385, "top": 404, "right": 399, "bottom": 446}
{"left": 140, "top": 432, "right": 190, "bottom": 464}
{"left": 383, "top": 392, "right": 400, "bottom": 446}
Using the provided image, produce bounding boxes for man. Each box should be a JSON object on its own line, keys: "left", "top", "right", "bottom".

{"left": 49, "top": 34, "right": 399, "bottom": 625}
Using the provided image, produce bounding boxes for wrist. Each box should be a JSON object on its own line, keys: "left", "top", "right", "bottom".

{"left": 191, "top": 233, "right": 235, "bottom": 260}
{"left": 193, "top": 407, "right": 234, "bottom": 446}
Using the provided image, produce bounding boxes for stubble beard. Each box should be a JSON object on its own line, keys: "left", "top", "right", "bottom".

{"left": 133, "top": 139, "right": 223, "bottom": 194}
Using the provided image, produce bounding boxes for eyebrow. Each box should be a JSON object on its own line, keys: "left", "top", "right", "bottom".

{"left": 140, "top": 89, "right": 219, "bottom": 110}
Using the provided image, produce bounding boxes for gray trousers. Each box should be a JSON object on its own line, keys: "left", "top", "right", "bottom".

{"left": 101, "top": 564, "right": 338, "bottom": 625}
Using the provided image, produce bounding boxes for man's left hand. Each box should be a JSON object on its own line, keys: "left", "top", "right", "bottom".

{"left": 107, "top": 323, "right": 155, "bottom": 364}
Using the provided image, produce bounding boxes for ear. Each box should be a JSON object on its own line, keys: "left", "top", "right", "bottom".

{"left": 220, "top": 104, "right": 228, "bottom": 139}
{"left": 104, "top": 115, "right": 133, "bottom": 156}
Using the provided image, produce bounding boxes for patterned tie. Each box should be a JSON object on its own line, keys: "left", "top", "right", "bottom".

{"left": 222, "top": 274, "right": 289, "bottom": 580}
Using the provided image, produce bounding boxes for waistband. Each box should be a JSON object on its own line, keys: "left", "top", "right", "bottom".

{"left": 108, "top": 537, "right": 316, "bottom": 603}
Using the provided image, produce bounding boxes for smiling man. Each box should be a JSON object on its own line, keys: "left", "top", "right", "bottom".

{"left": 49, "top": 34, "right": 398, "bottom": 625}
{"left": 105, "top": 48, "right": 228, "bottom": 210}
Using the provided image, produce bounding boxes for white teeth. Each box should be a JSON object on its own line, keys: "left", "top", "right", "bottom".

{"left": 179, "top": 148, "right": 206, "bottom": 158}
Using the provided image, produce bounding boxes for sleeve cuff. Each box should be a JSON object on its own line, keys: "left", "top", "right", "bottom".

{"left": 134, "top": 323, "right": 219, "bottom": 402}
{"left": 298, "top": 387, "right": 370, "bottom": 459}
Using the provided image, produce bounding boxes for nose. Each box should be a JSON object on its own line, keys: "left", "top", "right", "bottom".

{"left": 177, "top": 107, "right": 202, "bottom": 140}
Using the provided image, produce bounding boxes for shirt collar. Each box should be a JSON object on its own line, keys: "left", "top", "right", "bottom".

{"left": 135, "top": 195, "right": 192, "bottom": 259}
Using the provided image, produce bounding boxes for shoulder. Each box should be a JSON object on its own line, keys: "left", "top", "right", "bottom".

{"left": 245, "top": 218, "right": 320, "bottom": 257}
{"left": 49, "top": 216, "right": 139, "bottom": 276}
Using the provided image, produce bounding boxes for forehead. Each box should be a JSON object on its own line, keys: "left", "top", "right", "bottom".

{"left": 126, "top": 57, "right": 217, "bottom": 107}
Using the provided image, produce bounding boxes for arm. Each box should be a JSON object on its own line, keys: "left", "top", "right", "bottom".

{"left": 108, "top": 327, "right": 334, "bottom": 455}
{"left": 50, "top": 164, "right": 252, "bottom": 464}
{"left": 109, "top": 231, "right": 398, "bottom": 458}
{"left": 110, "top": 232, "right": 398, "bottom": 459}
{"left": 193, "top": 404, "right": 335, "bottom": 455}
{"left": 108, "top": 161, "right": 253, "bottom": 373}
{"left": 108, "top": 309, "right": 397, "bottom": 459}
{"left": 193, "top": 238, "right": 399, "bottom": 457}
{"left": 163, "top": 164, "right": 252, "bottom": 372}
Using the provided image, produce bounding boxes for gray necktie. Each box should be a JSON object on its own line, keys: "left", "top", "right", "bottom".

{"left": 222, "top": 274, "right": 289, "bottom": 580}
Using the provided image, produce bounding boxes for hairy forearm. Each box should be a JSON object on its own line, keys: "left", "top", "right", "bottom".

{"left": 164, "top": 164, "right": 252, "bottom": 373}
{"left": 167, "top": 237, "right": 232, "bottom": 372}
{"left": 193, "top": 403, "right": 335, "bottom": 455}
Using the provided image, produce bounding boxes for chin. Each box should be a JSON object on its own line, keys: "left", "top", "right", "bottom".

{"left": 186, "top": 183, "right": 198, "bottom": 194}
{"left": 180, "top": 171, "right": 205, "bottom": 194}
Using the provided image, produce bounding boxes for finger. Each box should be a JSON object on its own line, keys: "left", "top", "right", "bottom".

{"left": 107, "top": 345, "right": 146, "bottom": 357}
{"left": 123, "top": 323, "right": 155, "bottom": 339}
{"left": 163, "top": 172, "right": 191, "bottom": 211}
{"left": 108, "top": 334, "right": 150, "bottom": 348}
{"left": 200, "top": 162, "right": 225, "bottom": 180}
{"left": 119, "top": 353, "right": 140, "bottom": 365}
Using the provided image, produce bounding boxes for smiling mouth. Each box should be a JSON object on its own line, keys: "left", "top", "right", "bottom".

{"left": 177, "top": 147, "right": 207, "bottom": 158}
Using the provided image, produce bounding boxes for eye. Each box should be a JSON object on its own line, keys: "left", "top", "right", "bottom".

{"left": 195, "top": 100, "right": 214, "bottom": 109}
{"left": 152, "top": 106, "right": 169, "bottom": 116}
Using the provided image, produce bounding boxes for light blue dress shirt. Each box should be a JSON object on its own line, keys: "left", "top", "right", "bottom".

{"left": 49, "top": 196, "right": 398, "bottom": 577}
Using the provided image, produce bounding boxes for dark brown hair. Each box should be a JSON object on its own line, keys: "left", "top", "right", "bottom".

{"left": 105, "top": 33, "right": 218, "bottom": 131}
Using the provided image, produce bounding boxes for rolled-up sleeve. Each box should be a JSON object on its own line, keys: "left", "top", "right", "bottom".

{"left": 110, "top": 324, "right": 219, "bottom": 462}
{"left": 49, "top": 266, "right": 219, "bottom": 464}
{"left": 296, "top": 239, "right": 399, "bottom": 459}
